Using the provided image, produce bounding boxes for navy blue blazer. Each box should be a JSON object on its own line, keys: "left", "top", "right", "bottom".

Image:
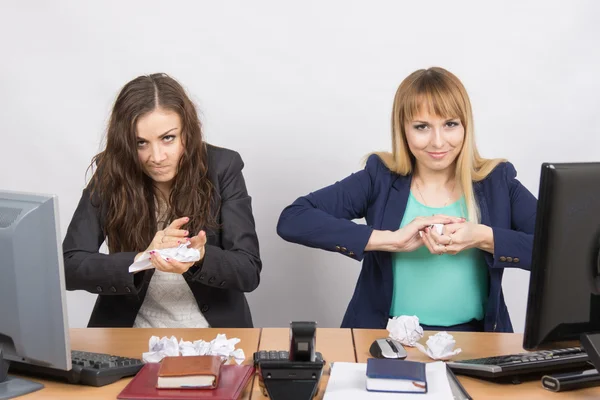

{"left": 277, "top": 155, "right": 537, "bottom": 332}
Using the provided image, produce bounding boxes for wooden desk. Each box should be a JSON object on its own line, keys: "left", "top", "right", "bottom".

{"left": 18, "top": 328, "right": 261, "bottom": 400}
{"left": 250, "top": 328, "right": 355, "bottom": 400}
{"left": 14, "top": 328, "right": 600, "bottom": 399}
{"left": 353, "top": 329, "right": 600, "bottom": 399}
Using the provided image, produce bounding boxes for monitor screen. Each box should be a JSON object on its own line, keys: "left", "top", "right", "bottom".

{"left": 523, "top": 162, "right": 600, "bottom": 350}
{"left": 0, "top": 191, "right": 71, "bottom": 374}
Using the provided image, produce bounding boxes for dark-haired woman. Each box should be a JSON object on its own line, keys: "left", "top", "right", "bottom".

{"left": 63, "top": 73, "right": 261, "bottom": 328}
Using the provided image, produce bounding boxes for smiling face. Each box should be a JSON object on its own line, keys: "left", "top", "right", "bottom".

{"left": 136, "top": 107, "right": 184, "bottom": 193}
{"left": 404, "top": 106, "right": 465, "bottom": 175}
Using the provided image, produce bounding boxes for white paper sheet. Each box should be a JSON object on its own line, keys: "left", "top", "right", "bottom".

{"left": 128, "top": 243, "right": 201, "bottom": 273}
{"left": 323, "top": 361, "right": 453, "bottom": 400}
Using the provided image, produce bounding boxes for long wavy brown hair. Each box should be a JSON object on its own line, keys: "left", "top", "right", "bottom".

{"left": 88, "top": 73, "right": 216, "bottom": 253}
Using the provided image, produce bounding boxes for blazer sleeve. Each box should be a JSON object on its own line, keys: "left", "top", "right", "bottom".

{"left": 184, "top": 152, "right": 262, "bottom": 292}
{"left": 63, "top": 189, "right": 143, "bottom": 295}
{"left": 489, "top": 162, "right": 537, "bottom": 270}
{"left": 276, "top": 154, "right": 379, "bottom": 261}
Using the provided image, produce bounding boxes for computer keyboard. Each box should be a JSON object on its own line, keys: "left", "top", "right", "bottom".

{"left": 9, "top": 350, "right": 144, "bottom": 387}
{"left": 447, "top": 347, "right": 591, "bottom": 380}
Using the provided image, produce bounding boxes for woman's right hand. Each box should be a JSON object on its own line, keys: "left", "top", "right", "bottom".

{"left": 365, "top": 215, "right": 465, "bottom": 253}
{"left": 135, "top": 217, "right": 191, "bottom": 261}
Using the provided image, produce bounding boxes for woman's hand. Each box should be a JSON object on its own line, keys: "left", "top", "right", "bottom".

{"left": 145, "top": 216, "right": 191, "bottom": 253}
{"left": 134, "top": 216, "right": 208, "bottom": 274}
{"left": 365, "top": 215, "right": 466, "bottom": 253}
{"left": 422, "top": 222, "right": 494, "bottom": 255}
{"left": 150, "top": 231, "right": 208, "bottom": 274}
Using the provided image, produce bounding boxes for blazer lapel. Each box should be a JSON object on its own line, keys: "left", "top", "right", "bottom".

{"left": 380, "top": 174, "right": 412, "bottom": 231}
{"left": 474, "top": 181, "right": 491, "bottom": 227}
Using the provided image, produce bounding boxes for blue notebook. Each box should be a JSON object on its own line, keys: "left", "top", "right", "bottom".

{"left": 366, "top": 358, "right": 428, "bottom": 393}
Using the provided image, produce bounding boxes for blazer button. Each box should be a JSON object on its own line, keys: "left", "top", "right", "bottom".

{"left": 124, "top": 287, "right": 131, "bottom": 293}
{"left": 201, "top": 304, "right": 210, "bottom": 313}
{"left": 219, "top": 281, "right": 226, "bottom": 287}
{"left": 335, "top": 245, "right": 341, "bottom": 251}
{"left": 513, "top": 257, "right": 520, "bottom": 263}
{"left": 110, "top": 286, "right": 117, "bottom": 293}
{"left": 96, "top": 286, "right": 103, "bottom": 293}
{"left": 199, "top": 274, "right": 206, "bottom": 280}
{"left": 349, "top": 251, "right": 355, "bottom": 257}
{"left": 499, "top": 256, "right": 507, "bottom": 262}
{"left": 208, "top": 277, "right": 215, "bottom": 284}
{"left": 340, "top": 247, "right": 348, "bottom": 253}
{"left": 506, "top": 257, "right": 513, "bottom": 262}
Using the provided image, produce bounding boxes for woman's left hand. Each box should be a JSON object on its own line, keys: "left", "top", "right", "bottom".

{"left": 149, "top": 231, "right": 207, "bottom": 274}
{"left": 422, "top": 223, "right": 493, "bottom": 255}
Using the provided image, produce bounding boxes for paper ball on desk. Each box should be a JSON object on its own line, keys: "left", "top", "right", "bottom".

{"left": 386, "top": 315, "right": 424, "bottom": 347}
{"left": 415, "top": 331, "right": 462, "bottom": 360}
{"left": 143, "top": 335, "right": 180, "bottom": 363}
{"left": 177, "top": 334, "right": 245, "bottom": 364}
{"left": 142, "top": 334, "right": 246, "bottom": 364}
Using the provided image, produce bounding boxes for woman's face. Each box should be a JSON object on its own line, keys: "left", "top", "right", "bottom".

{"left": 136, "top": 108, "right": 184, "bottom": 190}
{"left": 404, "top": 107, "right": 465, "bottom": 174}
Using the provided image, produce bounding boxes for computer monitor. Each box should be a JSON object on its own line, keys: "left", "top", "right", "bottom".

{"left": 523, "top": 162, "right": 600, "bottom": 354}
{"left": 0, "top": 190, "right": 70, "bottom": 398}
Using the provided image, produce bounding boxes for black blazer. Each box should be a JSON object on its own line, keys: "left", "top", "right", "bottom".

{"left": 63, "top": 144, "right": 262, "bottom": 328}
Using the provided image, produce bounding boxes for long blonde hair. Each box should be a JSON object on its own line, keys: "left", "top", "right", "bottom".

{"left": 375, "top": 67, "right": 505, "bottom": 222}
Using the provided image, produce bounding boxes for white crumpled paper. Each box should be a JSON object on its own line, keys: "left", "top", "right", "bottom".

{"left": 142, "top": 334, "right": 246, "bottom": 364}
{"left": 430, "top": 223, "right": 444, "bottom": 235}
{"left": 418, "top": 223, "right": 444, "bottom": 238}
{"left": 386, "top": 315, "right": 424, "bottom": 347}
{"left": 128, "top": 243, "right": 201, "bottom": 273}
{"left": 415, "top": 331, "right": 462, "bottom": 360}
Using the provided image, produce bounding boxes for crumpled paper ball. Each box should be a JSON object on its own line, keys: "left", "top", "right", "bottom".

{"left": 142, "top": 334, "right": 245, "bottom": 364}
{"left": 386, "top": 315, "right": 424, "bottom": 347}
{"left": 418, "top": 223, "right": 444, "bottom": 238}
{"left": 415, "top": 331, "right": 462, "bottom": 360}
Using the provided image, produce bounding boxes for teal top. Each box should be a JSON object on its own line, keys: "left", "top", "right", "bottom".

{"left": 390, "top": 193, "right": 489, "bottom": 326}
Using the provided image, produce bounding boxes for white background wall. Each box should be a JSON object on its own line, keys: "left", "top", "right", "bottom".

{"left": 1, "top": 0, "right": 599, "bottom": 332}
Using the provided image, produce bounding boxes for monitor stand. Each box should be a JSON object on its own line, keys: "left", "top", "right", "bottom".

{"left": 582, "top": 333, "right": 600, "bottom": 371}
{"left": 0, "top": 347, "right": 44, "bottom": 400}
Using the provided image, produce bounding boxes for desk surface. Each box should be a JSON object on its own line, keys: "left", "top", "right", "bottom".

{"left": 18, "top": 328, "right": 261, "bottom": 400}
{"left": 353, "top": 329, "right": 600, "bottom": 399}
{"left": 13, "top": 328, "right": 600, "bottom": 399}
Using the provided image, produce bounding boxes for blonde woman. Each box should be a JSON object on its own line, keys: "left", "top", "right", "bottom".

{"left": 277, "top": 67, "right": 536, "bottom": 332}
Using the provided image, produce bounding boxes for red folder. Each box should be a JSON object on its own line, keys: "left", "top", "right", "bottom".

{"left": 117, "top": 363, "right": 255, "bottom": 400}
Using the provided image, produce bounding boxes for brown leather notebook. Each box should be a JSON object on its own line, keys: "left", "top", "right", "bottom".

{"left": 157, "top": 355, "right": 223, "bottom": 389}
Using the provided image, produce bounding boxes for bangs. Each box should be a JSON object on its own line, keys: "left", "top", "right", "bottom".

{"left": 402, "top": 74, "right": 465, "bottom": 122}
